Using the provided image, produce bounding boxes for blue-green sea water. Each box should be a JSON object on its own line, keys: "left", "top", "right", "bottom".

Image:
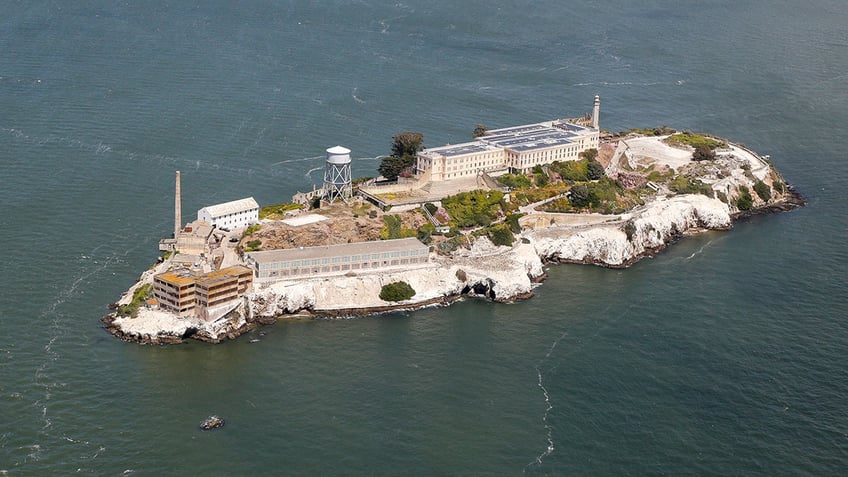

{"left": 2, "top": 1, "right": 847, "bottom": 474}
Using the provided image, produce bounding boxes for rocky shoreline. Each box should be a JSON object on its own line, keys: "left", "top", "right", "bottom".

{"left": 102, "top": 187, "right": 804, "bottom": 345}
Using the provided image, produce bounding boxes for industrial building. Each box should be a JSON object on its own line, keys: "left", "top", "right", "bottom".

{"left": 153, "top": 265, "right": 253, "bottom": 319}
{"left": 197, "top": 197, "right": 260, "bottom": 230}
{"left": 246, "top": 238, "right": 430, "bottom": 281}
{"left": 416, "top": 96, "right": 600, "bottom": 181}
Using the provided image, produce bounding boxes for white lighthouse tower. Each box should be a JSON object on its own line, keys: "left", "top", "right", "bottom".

{"left": 323, "top": 145, "right": 353, "bottom": 203}
{"left": 592, "top": 95, "right": 601, "bottom": 130}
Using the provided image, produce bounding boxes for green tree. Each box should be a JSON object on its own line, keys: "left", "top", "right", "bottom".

{"left": 587, "top": 160, "right": 605, "bottom": 180}
{"left": 569, "top": 184, "right": 590, "bottom": 207}
{"left": 753, "top": 180, "right": 771, "bottom": 201}
{"left": 579, "top": 148, "right": 598, "bottom": 162}
{"left": 692, "top": 145, "right": 716, "bottom": 162}
{"left": 472, "top": 124, "right": 488, "bottom": 138}
{"left": 488, "top": 224, "right": 515, "bottom": 247}
{"left": 378, "top": 132, "right": 424, "bottom": 181}
{"left": 380, "top": 281, "right": 416, "bottom": 302}
{"left": 736, "top": 186, "right": 753, "bottom": 211}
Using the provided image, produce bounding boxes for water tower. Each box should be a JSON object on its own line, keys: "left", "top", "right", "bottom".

{"left": 323, "top": 145, "right": 352, "bottom": 203}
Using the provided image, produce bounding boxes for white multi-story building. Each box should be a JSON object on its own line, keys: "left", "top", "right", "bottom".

{"left": 197, "top": 197, "right": 260, "bottom": 230}
{"left": 416, "top": 97, "right": 600, "bottom": 181}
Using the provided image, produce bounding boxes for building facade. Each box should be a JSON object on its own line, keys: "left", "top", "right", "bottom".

{"left": 417, "top": 119, "right": 599, "bottom": 181}
{"left": 416, "top": 98, "right": 600, "bottom": 181}
{"left": 246, "top": 238, "right": 430, "bottom": 281}
{"left": 197, "top": 197, "right": 260, "bottom": 230}
{"left": 153, "top": 265, "right": 253, "bottom": 319}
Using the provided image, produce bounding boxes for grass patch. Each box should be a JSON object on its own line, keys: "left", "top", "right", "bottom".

{"left": 665, "top": 132, "right": 726, "bottom": 150}
{"left": 259, "top": 202, "right": 303, "bottom": 220}
{"left": 117, "top": 284, "right": 151, "bottom": 318}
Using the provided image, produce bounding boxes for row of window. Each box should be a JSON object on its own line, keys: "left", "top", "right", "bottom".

{"left": 260, "top": 249, "right": 428, "bottom": 270}
{"left": 262, "top": 256, "right": 428, "bottom": 278}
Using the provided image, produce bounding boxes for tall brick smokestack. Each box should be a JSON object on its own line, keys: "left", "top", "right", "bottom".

{"left": 174, "top": 171, "right": 181, "bottom": 238}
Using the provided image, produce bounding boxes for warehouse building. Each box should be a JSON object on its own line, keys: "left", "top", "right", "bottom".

{"left": 246, "top": 238, "right": 430, "bottom": 281}
{"left": 197, "top": 197, "right": 259, "bottom": 231}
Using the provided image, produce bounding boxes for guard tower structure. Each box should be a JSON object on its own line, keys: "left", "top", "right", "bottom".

{"left": 323, "top": 145, "right": 353, "bottom": 203}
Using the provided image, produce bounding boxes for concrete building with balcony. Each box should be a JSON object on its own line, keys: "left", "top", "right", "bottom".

{"left": 153, "top": 265, "right": 253, "bottom": 319}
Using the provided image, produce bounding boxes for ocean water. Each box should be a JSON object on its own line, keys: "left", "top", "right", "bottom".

{"left": 1, "top": 0, "right": 847, "bottom": 474}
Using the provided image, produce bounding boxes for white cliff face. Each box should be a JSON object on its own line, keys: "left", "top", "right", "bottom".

{"left": 529, "top": 195, "right": 732, "bottom": 267}
{"left": 109, "top": 195, "right": 737, "bottom": 342}
{"left": 244, "top": 240, "right": 546, "bottom": 318}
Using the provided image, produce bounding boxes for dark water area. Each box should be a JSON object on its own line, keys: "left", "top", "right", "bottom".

{"left": 1, "top": 1, "right": 846, "bottom": 474}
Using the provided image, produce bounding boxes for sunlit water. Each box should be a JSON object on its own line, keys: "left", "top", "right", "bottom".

{"left": 1, "top": 1, "right": 846, "bottom": 474}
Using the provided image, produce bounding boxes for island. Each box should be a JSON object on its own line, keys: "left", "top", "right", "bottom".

{"left": 102, "top": 97, "right": 804, "bottom": 344}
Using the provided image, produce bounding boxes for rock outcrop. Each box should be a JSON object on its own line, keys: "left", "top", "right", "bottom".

{"left": 530, "top": 195, "right": 732, "bottom": 268}
{"left": 104, "top": 190, "right": 800, "bottom": 345}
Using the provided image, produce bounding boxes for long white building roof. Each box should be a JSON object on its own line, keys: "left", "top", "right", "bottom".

{"left": 247, "top": 237, "right": 428, "bottom": 264}
{"left": 199, "top": 197, "right": 259, "bottom": 218}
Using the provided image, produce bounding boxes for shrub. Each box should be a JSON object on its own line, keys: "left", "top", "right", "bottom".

{"left": 753, "top": 180, "right": 771, "bottom": 202}
{"left": 534, "top": 173, "right": 549, "bottom": 187}
{"left": 540, "top": 197, "right": 573, "bottom": 213}
{"left": 441, "top": 190, "right": 505, "bottom": 228}
{"left": 587, "top": 160, "right": 606, "bottom": 180}
{"left": 497, "top": 173, "right": 532, "bottom": 190}
{"left": 692, "top": 145, "right": 716, "bottom": 162}
{"left": 505, "top": 213, "right": 524, "bottom": 233}
{"left": 244, "top": 239, "right": 262, "bottom": 252}
{"left": 773, "top": 180, "right": 785, "bottom": 194}
{"left": 736, "top": 186, "right": 753, "bottom": 211}
{"left": 551, "top": 160, "right": 589, "bottom": 182}
{"left": 487, "top": 224, "right": 515, "bottom": 247}
{"left": 417, "top": 223, "right": 435, "bottom": 244}
{"left": 669, "top": 175, "right": 713, "bottom": 196}
{"left": 666, "top": 132, "right": 726, "bottom": 150}
{"left": 380, "top": 281, "right": 416, "bottom": 302}
{"left": 259, "top": 202, "right": 302, "bottom": 220}
{"left": 569, "top": 184, "right": 590, "bottom": 207}
{"left": 623, "top": 221, "right": 637, "bottom": 242}
{"left": 579, "top": 148, "right": 598, "bottom": 162}
{"left": 587, "top": 177, "right": 619, "bottom": 206}
{"left": 117, "top": 284, "right": 151, "bottom": 318}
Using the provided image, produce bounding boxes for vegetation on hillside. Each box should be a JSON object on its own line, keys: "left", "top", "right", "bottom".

{"left": 380, "top": 214, "right": 417, "bottom": 240}
{"left": 441, "top": 190, "right": 505, "bottom": 228}
{"left": 259, "top": 202, "right": 303, "bottom": 220}
{"left": 736, "top": 186, "right": 754, "bottom": 211}
{"left": 117, "top": 284, "right": 151, "bottom": 318}
{"left": 620, "top": 126, "right": 676, "bottom": 136}
{"left": 753, "top": 180, "right": 772, "bottom": 202}
{"left": 665, "top": 132, "right": 726, "bottom": 150}
{"left": 668, "top": 175, "right": 713, "bottom": 196}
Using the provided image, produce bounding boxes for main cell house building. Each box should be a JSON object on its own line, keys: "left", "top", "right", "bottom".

{"left": 197, "top": 197, "right": 260, "bottom": 231}
{"left": 416, "top": 96, "right": 601, "bottom": 181}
